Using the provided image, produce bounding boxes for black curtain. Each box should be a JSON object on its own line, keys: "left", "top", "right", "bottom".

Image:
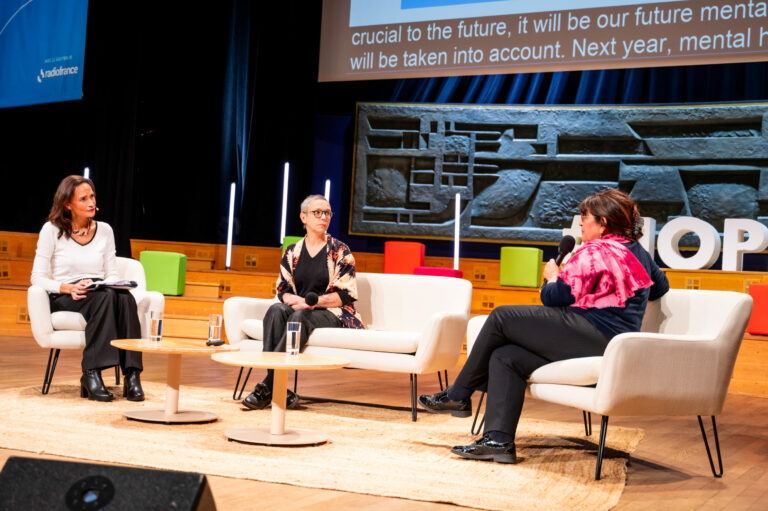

{"left": 0, "top": 1, "right": 142, "bottom": 256}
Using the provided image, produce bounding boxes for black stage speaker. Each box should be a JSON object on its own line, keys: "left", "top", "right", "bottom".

{"left": 0, "top": 456, "right": 216, "bottom": 510}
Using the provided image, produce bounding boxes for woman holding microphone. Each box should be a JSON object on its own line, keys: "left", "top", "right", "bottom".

{"left": 242, "top": 194, "right": 365, "bottom": 410}
{"left": 419, "top": 189, "right": 669, "bottom": 464}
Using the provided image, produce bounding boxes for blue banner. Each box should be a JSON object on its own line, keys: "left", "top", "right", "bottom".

{"left": 0, "top": 0, "right": 88, "bottom": 109}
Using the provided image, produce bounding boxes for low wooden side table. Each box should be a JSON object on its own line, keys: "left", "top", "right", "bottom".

{"left": 111, "top": 338, "right": 238, "bottom": 424}
{"left": 211, "top": 351, "right": 349, "bottom": 446}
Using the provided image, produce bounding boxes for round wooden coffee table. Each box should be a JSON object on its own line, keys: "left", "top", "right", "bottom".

{"left": 211, "top": 351, "right": 349, "bottom": 446}
{"left": 111, "top": 338, "right": 238, "bottom": 424}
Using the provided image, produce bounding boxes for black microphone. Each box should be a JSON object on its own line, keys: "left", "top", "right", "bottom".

{"left": 305, "top": 292, "right": 319, "bottom": 306}
{"left": 555, "top": 235, "right": 576, "bottom": 265}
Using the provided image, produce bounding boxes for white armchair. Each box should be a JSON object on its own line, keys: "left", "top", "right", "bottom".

{"left": 529, "top": 289, "right": 752, "bottom": 479}
{"left": 27, "top": 257, "right": 165, "bottom": 394}
{"left": 466, "top": 289, "right": 753, "bottom": 479}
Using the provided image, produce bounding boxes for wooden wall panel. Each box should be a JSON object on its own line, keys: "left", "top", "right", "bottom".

{"left": 0, "top": 231, "right": 38, "bottom": 259}
{"left": 0, "top": 287, "right": 32, "bottom": 337}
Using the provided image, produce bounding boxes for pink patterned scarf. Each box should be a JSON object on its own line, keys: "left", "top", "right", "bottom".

{"left": 558, "top": 234, "right": 652, "bottom": 309}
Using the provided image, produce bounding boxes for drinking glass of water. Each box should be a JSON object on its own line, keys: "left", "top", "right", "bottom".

{"left": 208, "top": 314, "right": 223, "bottom": 344}
{"left": 150, "top": 311, "right": 163, "bottom": 342}
{"left": 286, "top": 322, "right": 301, "bottom": 356}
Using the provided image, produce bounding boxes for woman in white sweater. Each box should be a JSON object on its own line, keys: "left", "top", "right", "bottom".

{"left": 31, "top": 175, "right": 144, "bottom": 402}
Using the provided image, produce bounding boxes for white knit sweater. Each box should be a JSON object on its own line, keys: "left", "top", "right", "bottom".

{"left": 30, "top": 221, "right": 120, "bottom": 294}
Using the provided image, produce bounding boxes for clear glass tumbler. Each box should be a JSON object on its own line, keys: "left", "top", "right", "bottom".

{"left": 150, "top": 311, "right": 163, "bottom": 342}
{"left": 208, "top": 313, "right": 223, "bottom": 344}
{"left": 286, "top": 321, "right": 301, "bottom": 356}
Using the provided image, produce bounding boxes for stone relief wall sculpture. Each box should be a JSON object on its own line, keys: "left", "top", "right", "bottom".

{"left": 350, "top": 102, "right": 768, "bottom": 244}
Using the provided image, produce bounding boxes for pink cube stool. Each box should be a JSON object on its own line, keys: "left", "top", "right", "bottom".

{"left": 414, "top": 266, "right": 464, "bottom": 278}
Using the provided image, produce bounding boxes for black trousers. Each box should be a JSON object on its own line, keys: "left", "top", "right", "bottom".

{"left": 50, "top": 287, "right": 143, "bottom": 372}
{"left": 262, "top": 303, "right": 341, "bottom": 353}
{"left": 455, "top": 305, "right": 610, "bottom": 438}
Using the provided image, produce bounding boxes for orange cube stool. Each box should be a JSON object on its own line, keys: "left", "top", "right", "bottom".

{"left": 746, "top": 283, "right": 768, "bottom": 335}
{"left": 383, "top": 241, "right": 425, "bottom": 274}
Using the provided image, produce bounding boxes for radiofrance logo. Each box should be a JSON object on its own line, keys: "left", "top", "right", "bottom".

{"left": 36, "top": 65, "right": 79, "bottom": 83}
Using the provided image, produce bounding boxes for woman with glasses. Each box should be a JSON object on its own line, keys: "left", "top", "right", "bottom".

{"left": 242, "top": 194, "right": 365, "bottom": 410}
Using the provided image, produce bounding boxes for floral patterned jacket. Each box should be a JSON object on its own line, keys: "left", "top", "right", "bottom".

{"left": 276, "top": 234, "right": 366, "bottom": 329}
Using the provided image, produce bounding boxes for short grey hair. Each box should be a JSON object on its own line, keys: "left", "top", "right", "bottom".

{"left": 300, "top": 194, "right": 329, "bottom": 213}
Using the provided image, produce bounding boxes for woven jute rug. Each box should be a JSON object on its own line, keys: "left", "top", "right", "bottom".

{"left": 0, "top": 381, "right": 643, "bottom": 511}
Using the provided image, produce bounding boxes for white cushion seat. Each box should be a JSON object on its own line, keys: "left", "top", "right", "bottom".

{"left": 528, "top": 356, "right": 602, "bottom": 386}
{"left": 308, "top": 328, "right": 421, "bottom": 354}
{"left": 241, "top": 319, "right": 264, "bottom": 341}
{"left": 51, "top": 311, "right": 88, "bottom": 331}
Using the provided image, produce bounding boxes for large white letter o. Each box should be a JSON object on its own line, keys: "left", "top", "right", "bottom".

{"left": 657, "top": 217, "right": 721, "bottom": 269}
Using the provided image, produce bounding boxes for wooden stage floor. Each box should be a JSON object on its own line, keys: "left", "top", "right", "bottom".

{"left": 2, "top": 335, "right": 768, "bottom": 510}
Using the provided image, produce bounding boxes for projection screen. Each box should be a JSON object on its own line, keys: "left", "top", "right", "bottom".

{"left": 319, "top": 0, "right": 768, "bottom": 82}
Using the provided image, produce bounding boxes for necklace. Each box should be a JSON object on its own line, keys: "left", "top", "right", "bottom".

{"left": 72, "top": 220, "right": 92, "bottom": 237}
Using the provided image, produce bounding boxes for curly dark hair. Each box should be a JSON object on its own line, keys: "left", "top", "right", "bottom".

{"left": 578, "top": 189, "right": 643, "bottom": 241}
{"left": 48, "top": 175, "right": 96, "bottom": 239}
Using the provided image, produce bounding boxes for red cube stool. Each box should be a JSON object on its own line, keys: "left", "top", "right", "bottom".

{"left": 383, "top": 241, "right": 425, "bottom": 274}
{"left": 746, "top": 283, "right": 768, "bottom": 335}
{"left": 414, "top": 266, "right": 464, "bottom": 278}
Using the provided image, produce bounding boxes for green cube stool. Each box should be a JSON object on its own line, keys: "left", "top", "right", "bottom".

{"left": 139, "top": 251, "right": 187, "bottom": 296}
{"left": 499, "top": 247, "right": 542, "bottom": 288}
{"left": 282, "top": 235, "right": 304, "bottom": 255}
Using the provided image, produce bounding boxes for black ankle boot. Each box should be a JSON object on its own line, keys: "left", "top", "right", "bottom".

{"left": 80, "top": 370, "right": 114, "bottom": 402}
{"left": 123, "top": 369, "right": 145, "bottom": 401}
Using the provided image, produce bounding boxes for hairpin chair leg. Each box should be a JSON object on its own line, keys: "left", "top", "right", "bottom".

{"left": 294, "top": 370, "right": 298, "bottom": 393}
{"left": 698, "top": 416, "right": 724, "bottom": 478}
{"left": 595, "top": 415, "right": 609, "bottom": 480}
{"left": 42, "top": 348, "right": 61, "bottom": 395}
{"left": 583, "top": 411, "right": 592, "bottom": 436}
{"left": 114, "top": 366, "right": 120, "bottom": 385}
{"left": 471, "top": 392, "right": 486, "bottom": 435}
{"left": 437, "top": 370, "right": 450, "bottom": 391}
{"left": 233, "top": 367, "right": 252, "bottom": 400}
{"left": 410, "top": 374, "right": 418, "bottom": 422}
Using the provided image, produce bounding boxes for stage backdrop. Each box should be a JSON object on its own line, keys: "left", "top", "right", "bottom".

{"left": 350, "top": 101, "right": 768, "bottom": 245}
{"left": 0, "top": 0, "right": 88, "bottom": 109}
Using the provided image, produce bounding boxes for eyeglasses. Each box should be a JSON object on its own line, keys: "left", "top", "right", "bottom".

{"left": 309, "top": 209, "right": 333, "bottom": 219}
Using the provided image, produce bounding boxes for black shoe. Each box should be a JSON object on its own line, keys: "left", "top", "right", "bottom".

{"left": 287, "top": 389, "right": 299, "bottom": 409}
{"left": 242, "top": 382, "right": 271, "bottom": 410}
{"left": 451, "top": 433, "right": 517, "bottom": 464}
{"left": 123, "top": 369, "right": 145, "bottom": 402}
{"left": 80, "top": 370, "right": 114, "bottom": 402}
{"left": 418, "top": 389, "right": 471, "bottom": 417}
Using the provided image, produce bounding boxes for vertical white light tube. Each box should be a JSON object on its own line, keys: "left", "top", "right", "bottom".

{"left": 324, "top": 179, "right": 331, "bottom": 201}
{"left": 225, "top": 182, "right": 235, "bottom": 270}
{"left": 280, "top": 162, "right": 289, "bottom": 244}
{"left": 454, "top": 193, "right": 460, "bottom": 270}
{"left": 83, "top": 167, "right": 90, "bottom": 179}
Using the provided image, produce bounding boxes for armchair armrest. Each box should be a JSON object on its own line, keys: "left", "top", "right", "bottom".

{"left": 594, "top": 332, "right": 728, "bottom": 416}
{"left": 413, "top": 311, "right": 469, "bottom": 374}
{"left": 223, "top": 296, "right": 278, "bottom": 343}
{"left": 27, "top": 285, "right": 54, "bottom": 348}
